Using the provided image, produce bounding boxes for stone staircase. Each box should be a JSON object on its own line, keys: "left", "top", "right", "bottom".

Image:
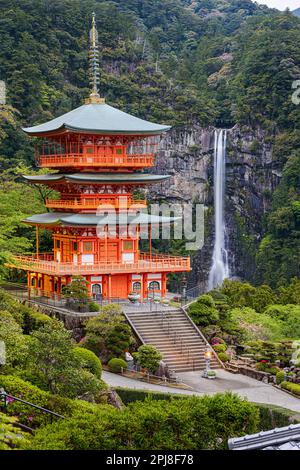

{"left": 124, "top": 308, "right": 221, "bottom": 372}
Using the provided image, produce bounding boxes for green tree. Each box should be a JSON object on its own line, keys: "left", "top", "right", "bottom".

{"left": 136, "top": 345, "right": 162, "bottom": 373}
{"left": 188, "top": 294, "right": 219, "bottom": 326}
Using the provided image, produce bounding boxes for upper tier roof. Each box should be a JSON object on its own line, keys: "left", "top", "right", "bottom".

{"left": 22, "top": 103, "right": 171, "bottom": 136}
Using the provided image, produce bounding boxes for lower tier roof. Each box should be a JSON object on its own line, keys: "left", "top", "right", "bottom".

{"left": 23, "top": 212, "right": 180, "bottom": 227}
{"left": 23, "top": 173, "right": 170, "bottom": 185}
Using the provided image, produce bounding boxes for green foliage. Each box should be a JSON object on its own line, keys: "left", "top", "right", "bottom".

{"left": 26, "top": 393, "right": 259, "bottom": 450}
{"left": 230, "top": 307, "right": 284, "bottom": 342}
{"left": 107, "top": 358, "right": 128, "bottom": 373}
{"left": 136, "top": 345, "right": 163, "bottom": 373}
{"left": 88, "top": 302, "right": 100, "bottom": 312}
{"left": 25, "top": 320, "right": 105, "bottom": 399}
{"left": 213, "top": 343, "right": 227, "bottom": 353}
{"left": 188, "top": 294, "right": 219, "bottom": 326}
{"left": 22, "top": 309, "right": 52, "bottom": 334}
{"left": 218, "top": 352, "right": 230, "bottom": 363}
{"left": 276, "top": 371, "right": 285, "bottom": 385}
{"left": 73, "top": 347, "right": 102, "bottom": 379}
{"left": 0, "top": 374, "right": 102, "bottom": 428}
{"left": 0, "top": 310, "right": 29, "bottom": 369}
{"left": 82, "top": 304, "right": 134, "bottom": 362}
{"left": 256, "top": 403, "right": 300, "bottom": 430}
{"left": 106, "top": 323, "right": 133, "bottom": 360}
{"left": 0, "top": 412, "right": 30, "bottom": 450}
{"left": 281, "top": 381, "right": 300, "bottom": 397}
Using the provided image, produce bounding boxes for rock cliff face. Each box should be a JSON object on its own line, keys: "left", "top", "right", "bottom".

{"left": 149, "top": 124, "right": 281, "bottom": 290}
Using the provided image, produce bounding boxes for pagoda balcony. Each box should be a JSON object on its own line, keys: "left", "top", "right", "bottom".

{"left": 9, "top": 252, "right": 191, "bottom": 276}
{"left": 45, "top": 196, "right": 147, "bottom": 211}
{"left": 36, "top": 152, "right": 155, "bottom": 169}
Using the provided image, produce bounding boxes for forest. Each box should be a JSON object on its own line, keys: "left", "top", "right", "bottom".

{"left": 0, "top": 0, "right": 300, "bottom": 287}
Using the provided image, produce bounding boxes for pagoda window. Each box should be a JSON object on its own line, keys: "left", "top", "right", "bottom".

{"left": 56, "top": 240, "right": 61, "bottom": 249}
{"left": 92, "top": 284, "right": 102, "bottom": 295}
{"left": 132, "top": 282, "right": 141, "bottom": 292}
{"left": 148, "top": 281, "right": 160, "bottom": 291}
{"left": 31, "top": 277, "right": 36, "bottom": 287}
{"left": 73, "top": 242, "right": 78, "bottom": 252}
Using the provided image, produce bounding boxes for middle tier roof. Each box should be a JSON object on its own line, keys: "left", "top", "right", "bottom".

{"left": 23, "top": 212, "right": 180, "bottom": 227}
{"left": 23, "top": 173, "right": 170, "bottom": 185}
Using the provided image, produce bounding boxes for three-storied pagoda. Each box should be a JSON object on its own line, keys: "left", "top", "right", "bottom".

{"left": 11, "top": 14, "right": 190, "bottom": 300}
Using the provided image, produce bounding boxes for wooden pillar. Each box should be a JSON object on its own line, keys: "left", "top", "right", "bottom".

{"left": 36, "top": 225, "right": 39, "bottom": 259}
{"left": 148, "top": 224, "right": 152, "bottom": 259}
{"left": 27, "top": 273, "right": 31, "bottom": 300}
{"left": 136, "top": 224, "right": 140, "bottom": 262}
{"left": 105, "top": 225, "right": 108, "bottom": 263}
{"left": 107, "top": 274, "right": 112, "bottom": 299}
{"left": 162, "top": 273, "right": 167, "bottom": 298}
{"left": 143, "top": 274, "right": 148, "bottom": 301}
{"left": 57, "top": 277, "right": 62, "bottom": 295}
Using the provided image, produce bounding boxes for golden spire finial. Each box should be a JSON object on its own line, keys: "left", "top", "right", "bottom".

{"left": 85, "top": 12, "right": 105, "bottom": 104}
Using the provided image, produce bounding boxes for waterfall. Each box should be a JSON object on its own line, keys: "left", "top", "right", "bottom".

{"left": 208, "top": 129, "right": 229, "bottom": 290}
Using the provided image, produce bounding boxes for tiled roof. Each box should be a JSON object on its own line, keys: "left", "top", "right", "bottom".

{"left": 228, "top": 423, "right": 300, "bottom": 451}
{"left": 22, "top": 103, "right": 171, "bottom": 136}
{"left": 23, "top": 173, "right": 170, "bottom": 185}
{"left": 23, "top": 212, "right": 180, "bottom": 227}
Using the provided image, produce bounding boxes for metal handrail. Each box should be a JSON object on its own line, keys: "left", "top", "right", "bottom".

{"left": 181, "top": 305, "right": 224, "bottom": 368}
{"left": 0, "top": 390, "right": 65, "bottom": 420}
{"left": 159, "top": 313, "right": 194, "bottom": 366}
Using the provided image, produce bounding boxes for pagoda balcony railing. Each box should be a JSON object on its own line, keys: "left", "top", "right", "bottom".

{"left": 36, "top": 153, "right": 154, "bottom": 168}
{"left": 45, "top": 197, "right": 147, "bottom": 211}
{"left": 9, "top": 253, "right": 191, "bottom": 275}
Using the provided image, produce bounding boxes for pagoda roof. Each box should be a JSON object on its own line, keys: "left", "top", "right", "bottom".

{"left": 23, "top": 173, "right": 170, "bottom": 185}
{"left": 23, "top": 212, "right": 180, "bottom": 227}
{"left": 22, "top": 103, "right": 171, "bottom": 136}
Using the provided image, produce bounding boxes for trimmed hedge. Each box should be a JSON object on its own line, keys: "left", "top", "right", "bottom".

{"left": 116, "top": 387, "right": 181, "bottom": 404}
{"left": 73, "top": 347, "right": 102, "bottom": 378}
{"left": 115, "top": 388, "right": 300, "bottom": 430}
{"left": 276, "top": 371, "right": 285, "bottom": 385}
{"left": 281, "top": 381, "right": 300, "bottom": 397}
{"left": 256, "top": 403, "right": 300, "bottom": 429}
{"left": 108, "top": 358, "right": 128, "bottom": 373}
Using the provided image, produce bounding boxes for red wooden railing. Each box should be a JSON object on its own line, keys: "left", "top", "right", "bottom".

{"left": 36, "top": 153, "right": 154, "bottom": 168}
{"left": 9, "top": 252, "right": 191, "bottom": 275}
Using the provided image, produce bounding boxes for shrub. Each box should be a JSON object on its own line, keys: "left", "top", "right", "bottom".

{"left": 106, "top": 323, "right": 133, "bottom": 359}
{"left": 22, "top": 310, "right": 52, "bottom": 333}
{"left": 0, "top": 375, "right": 102, "bottom": 428}
{"left": 276, "top": 371, "right": 285, "bottom": 385}
{"left": 108, "top": 358, "right": 128, "bottom": 373}
{"left": 136, "top": 345, "right": 163, "bottom": 373}
{"left": 281, "top": 381, "right": 300, "bottom": 397}
{"left": 211, "top": 337, "right": 225, "bottom": 345}
{"left": 27, "top": 393, "right": 259, "bottom": 450}
{"left": 213, "top": 344, "right": 227, "bottom": 353}
{"left": 73, "top": 347, "right": 102, "bottom": 378}
{"left": 188, "top": 295, "right": 219, "bottom": 327}
{"left": 88, "top": 302, "right": 100, "bottom": 312}
{"left": 218, "top": 352, "right": 230, "bottom": 363}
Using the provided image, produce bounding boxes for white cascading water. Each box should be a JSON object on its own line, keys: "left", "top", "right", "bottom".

{"left": 208, "top": 129, "right": 230, "bottom": 290}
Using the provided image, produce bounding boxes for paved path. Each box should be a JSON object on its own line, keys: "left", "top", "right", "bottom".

{"left": 103, "top": 370, "right": 300, "bottom": 413}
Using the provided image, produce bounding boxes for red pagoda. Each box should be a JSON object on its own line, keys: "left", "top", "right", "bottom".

{"left": 11, "top": 14, "right": 190, "bottom": 301}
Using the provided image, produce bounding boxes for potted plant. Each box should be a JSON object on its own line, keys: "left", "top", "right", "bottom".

{"left": 128, "top": 292, "right": 140, "bottom": 303}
